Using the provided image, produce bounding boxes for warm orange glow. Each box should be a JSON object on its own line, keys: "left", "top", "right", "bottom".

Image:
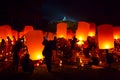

{"left": 88, "top": 23, "right": 96, "bottom": 37}
{"left": 98, "top": 24, "right": 114, "bottom": 49}
{"left": 113, "top": 27, "right": 120, "bottom": 39}
{"left": 114, "top": 35, "right": 119, "bottom": 40}
{"left": 24, "top": 30, "right": 44, "bottom": 60}
{"left": 0, "top": 25, "right": 12, "bottom": 40}
{"left": 76, "top": 21, "right": 90, "bottom": 41}
{"left": 67, "top": 29, "right": 74, "bottom": 39}
{"left": 12, "top": 30, "right": 18, "bottom": 40}
{"left": 19, "top": 31, "right": 24, "bottom": 38}
{"left": 24, "top": 25, "right": 34, "bottom": 34}
{"left": 56, "top": 22, "right": 67, "bottom": 39}
{"left": 77, "top": 40, "right": 84, "bottom": 45}
{"left": 47, "top": 32, "right": 55, "bottom": 40}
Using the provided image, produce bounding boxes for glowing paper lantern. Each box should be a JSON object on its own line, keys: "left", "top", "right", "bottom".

{"left": 24, "top": 25, "right": 34, "bottom": 34}
{"left": 113, "top": 26, "right": 120, "bottom": 39}
{"left": 67, "top": 29, "right": 74, "bottom": 39}
{"left": 88, "top": 23, "right": 96, "bottom": 37}
{"left": 0, "top": 25, "right": 12, "bottom": 40}
{"left": 56, "top": 22, "right": 67, "bottom": 38}
{"left": 98, "top": 24, "right": 114, "bottom": 49}
{"left": 12, "top": 30, "right": 18, "bottom": 40}
{"left": 24, "top": 30, "right": 44, "bottom": 60}
{"left": 19, "top": 31, "right": 24, "bottom": 38}
{"left": 76, "top": 21, "right": 90, "bottom": 41}
{"left": 47, "top": 32, "right": 55, "bottom": 40}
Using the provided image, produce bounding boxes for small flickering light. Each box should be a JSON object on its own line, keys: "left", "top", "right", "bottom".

{"left": 21, "top": 39, "right": 24, "bottom": 42}
{"left": 11, "top": 41, "right": 14, "bottom": 44}
{"left": 2, "top": 50, "right": 4, "bottom": 53}
{"left": 76, "top": 53, "right": 79, "bottom": 56}
{"left": 59, "top": 60, "right": 62, "bottom": 67}
{"left": 39, "top": 60, "right": 43, "bottom": 63}
{"left": 0, "top": 54, "right": 3, "bottom": 57}
{"left": 9, "top": 52, "right": 12, "bottom": 55}
{"left": 81, "top": 63, "right": 84, "bottom": 67}
{"left": 99, "top": 61, "right": 102, "bottom": 65}
{"left": 36, "top": 63, "right": 39, "bottom": 66}
{"left": 5, "top": 58, "right": 8, "bottom": 61}
{"left": 6, "top": 53, "right": 8, "bottom": 55}
{"left": 80, "top": 59, "right": 82, "bottom": 63}
{"left": 89, "top": 52, "right": 91, "bottom": 56}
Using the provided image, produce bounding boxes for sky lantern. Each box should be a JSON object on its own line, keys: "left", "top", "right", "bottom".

{"left": 67, "top": 29, "right": 74, "bottom": 39}
{"left": 3, "top": 25, "right": 12, "bottom": 39}
{"left": 19, "top": 31, "right": 24, "bottom": 38}
{"left": 76, "top": 21, "right": 90, "bottom": 41}
{"left": 113, "top": 26, "right": 120, "bottom": 39}
{"left": 98, "top": 24, "right": 114, "bottom": 49}
{"left": 0, "top": 25, "right": 12, "bottom": 40}
{"left": 12, "top": 30, "right": 18, "bottom": 40}
{"left": 42, "top": 31, "right": 48, "bottom": 37}
{"left": 24, "top": 25, "right": 34, "bottom": 34}
{"left": 88, "top": 23, "right": 96, "bottom": 37}
{"left": 47, "top": 32, "right": 55, "bottom": 40}
{"left": 56, "top": 22, "right": 67, "bottom": 39}
{"left": 24, "top": 30, "right": 44, "bottom": 60}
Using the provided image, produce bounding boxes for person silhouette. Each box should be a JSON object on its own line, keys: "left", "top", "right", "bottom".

{"left": 12, "top": 38, "right": 23, "bottom": 72}
{"left": 21, "top": 53, "right": 34, "bottom": 73}
{"left": 42, "top": 39, "right": 53, "bottom": 72}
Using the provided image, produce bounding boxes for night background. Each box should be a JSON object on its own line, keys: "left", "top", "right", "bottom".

{"left": 0, "top": 1, "right": 120, "bottom": 80}
{"left": 0, "top": 0, "right": 120, "bottom": 31}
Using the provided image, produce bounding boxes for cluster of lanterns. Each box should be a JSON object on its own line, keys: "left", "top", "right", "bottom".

{"left": 1, "top": 21, "right": 119, "bottom": 62}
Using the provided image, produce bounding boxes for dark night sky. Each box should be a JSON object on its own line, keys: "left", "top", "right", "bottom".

{"left": 0, "top": 0, "right": 120, "bottom": 31}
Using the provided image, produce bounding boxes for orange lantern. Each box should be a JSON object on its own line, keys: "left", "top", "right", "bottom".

{"left": 19, "top": 31, "right": 24, "bottom": 38}
{"left": 24, "top": 30, "right": 44, "bottom": 60}
{"left": 67, "top": 29, "right": 74, "bottom": 40}
{"left": 24, "top": 25, "right": 34, "bottom": 34}
{"left": 88, "top": 23, "right": 96, "bottom": 37}
{"left": 98, "top": 24, "right": 114, "bottom": 49}
{"left": 56, "top": 22, "right": 67, "bottom": 38}
{"left": 0, "top": 25, "right": 12, "bottom": 40}
{"left": 76, "top": 21, "right": 90, "bottom": 41}
{"left": 113, "top": 26, "right": 120, "bottom": 39}
{"left": 12, "top": 30, "right": 18, "bottom": 40}
{"left": 47, "top": 32, "right": 55, "bottom": 40}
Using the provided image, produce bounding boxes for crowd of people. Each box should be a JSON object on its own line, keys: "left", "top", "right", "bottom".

{"left": 42, "top": 35, "right": 120, "bottom": 71}
{"left": 0, "top": 35, "right": 120, "bottom": 73}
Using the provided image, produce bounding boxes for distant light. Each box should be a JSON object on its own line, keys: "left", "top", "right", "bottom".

{"left": 62, "top": 16, "right": 66, "bottom": 21}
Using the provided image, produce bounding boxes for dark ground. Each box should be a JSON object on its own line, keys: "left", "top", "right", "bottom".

{"left": 0, "top": 63, "right": 120, "bottom": 80}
